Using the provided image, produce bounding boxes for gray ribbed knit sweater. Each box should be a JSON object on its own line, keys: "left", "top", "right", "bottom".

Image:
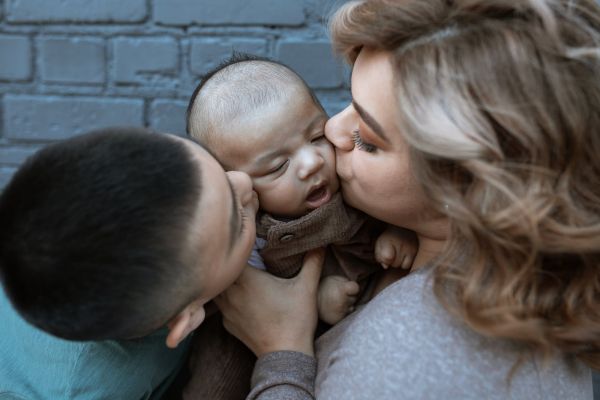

{"left": 248, "top": 268, "right": 592, "bottom": 399}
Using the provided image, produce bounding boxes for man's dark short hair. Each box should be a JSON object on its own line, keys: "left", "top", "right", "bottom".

{"left": 0, "top": 127, "right": 202, "bottom": 341}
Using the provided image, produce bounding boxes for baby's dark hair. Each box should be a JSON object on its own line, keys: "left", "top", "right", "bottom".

{"left": 186, "top": 52, "right": 324, "bottom": 152}
{"left": 0, "top": 127, "right": 203, "bottom": 341}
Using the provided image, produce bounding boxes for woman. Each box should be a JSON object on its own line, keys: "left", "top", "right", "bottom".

{"left": 215, "top": 0, "right": 600, "bottom": 398}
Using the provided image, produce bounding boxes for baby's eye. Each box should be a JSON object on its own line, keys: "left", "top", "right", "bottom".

{"left": 351, "top": 129, "right": 377, "bottom": 153}
{"left": 268, "top": 160, "right": 289, "bottom": 175}
{"left": 311, "top": 134, "right": 326, "bottom": 143}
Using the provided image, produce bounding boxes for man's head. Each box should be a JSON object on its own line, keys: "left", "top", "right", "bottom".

{"left": 0, "top": 127, "right": 258, "bottom": 348}
{"left": 187, "top": 54, "right": 338, "bottom": 218}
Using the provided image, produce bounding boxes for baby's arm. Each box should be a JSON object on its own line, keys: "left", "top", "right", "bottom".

{"left": 317, "top": 275, "right": 360, "bottom": 325}
{"left": 375, "top": 226, "right": 418, "bottom": 270}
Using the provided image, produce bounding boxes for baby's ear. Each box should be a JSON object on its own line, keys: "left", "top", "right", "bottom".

{"left": 165, "top": 299, "right": 206, "bottom": 348}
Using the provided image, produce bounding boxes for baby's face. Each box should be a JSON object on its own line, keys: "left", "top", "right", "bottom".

{"left": 220, "top": 93, "right": 339, "bottom": 218}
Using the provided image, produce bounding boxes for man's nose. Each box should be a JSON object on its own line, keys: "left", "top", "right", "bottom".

{"left": 226, "top": 171, "right": 253, "bottom": 205}
{"left": 325, "top": 104, "right": 355, "bottom": 151}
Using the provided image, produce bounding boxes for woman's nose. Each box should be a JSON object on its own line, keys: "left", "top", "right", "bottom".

{"left": 226, "top": 171, "right": 254, "bottom": 205}
{"left": 325, "top": 104, "right": 355, "bottom": 151}
{"left": 298, "top": 148, "right": 324, "bottom": 180}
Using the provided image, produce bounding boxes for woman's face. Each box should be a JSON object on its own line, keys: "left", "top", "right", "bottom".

{"left": 325, "top": 48, "right": 429, "bottom": 230}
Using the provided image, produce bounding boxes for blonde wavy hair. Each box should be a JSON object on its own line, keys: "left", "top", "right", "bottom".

{"left": 330, "top": 0, "right": 600, "bottom": 369}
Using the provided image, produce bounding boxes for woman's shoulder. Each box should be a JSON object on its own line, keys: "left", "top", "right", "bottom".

{"left": 315, "top": 269, "right": 592, "bottom": 399}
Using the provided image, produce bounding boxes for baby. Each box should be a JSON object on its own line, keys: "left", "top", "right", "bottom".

{"left": 187, "top": 53, "right": 417, "bottom": 324}
{"left": 182, "top": 53, "right": 417, "bottom": 400}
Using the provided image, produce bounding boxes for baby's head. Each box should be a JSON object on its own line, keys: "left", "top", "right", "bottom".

{"left": 187, "top": 54, "right": 339, "bottom": 218}
{"left": 0, "top": 127, "right": 257, "bottom": 347}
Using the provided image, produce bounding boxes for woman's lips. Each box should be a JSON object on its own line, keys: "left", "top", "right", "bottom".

{"left": 306, "top": 185, "right": 331, "bottom": 209}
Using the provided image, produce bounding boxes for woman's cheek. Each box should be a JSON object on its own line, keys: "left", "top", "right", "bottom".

{"left": 353, "top": 154, "right": 382, "bottom": 191}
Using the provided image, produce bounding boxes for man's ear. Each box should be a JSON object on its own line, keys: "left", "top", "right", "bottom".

{"left": 165, "top": 299, "right": 206, "bottom": 349}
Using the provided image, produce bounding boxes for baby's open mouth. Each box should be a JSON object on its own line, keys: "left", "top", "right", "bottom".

{"left": 306, "top": 185, "right": 331, "bottom": 208}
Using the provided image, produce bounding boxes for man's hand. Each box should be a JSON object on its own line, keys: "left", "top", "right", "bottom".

{"left": 215, "top": 248, "right": 325, "bottom": 357}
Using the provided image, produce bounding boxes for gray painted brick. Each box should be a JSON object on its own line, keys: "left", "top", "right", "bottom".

{"left": 150, "top": 99, "right": 188, "bottom": 136}
{"left": 154, "top": 0, "right": 304, "bottom": 26}
{"left": 39, "top": 37, "right": 105, "bottom": 84}
{"left": 320, "top": 99, "right": 349, "bottom": 118}
{"left": 313, "top": 0, "right": 348, "bottom": 21}
{"left": 190, "top": 38, "right": 268, "bottom": 76}
{"left": 0, "top": 2, "right": 349, "bottom": 177}
{"left": 6, "top": 0, "right": 147, "bottom": 23}
{"left": 0, "top": 35, "right": 31, "bottom": 81}
{"left": 277, "top": 41, "right": 344, "bottom": 89}
{"left": 314, "top": 90, "right": 351, "bottom": 117}
{"left": 4, "top": 95, "right": 144, "bottom": 141}
{"left": 0, "top": 146, "right": 41, "bottom": 165}
{"left": 0, "top": 167, "right": 17, "bottom": 190}
{"left": 113, "top": 37, "right": 178, "bottom": 84}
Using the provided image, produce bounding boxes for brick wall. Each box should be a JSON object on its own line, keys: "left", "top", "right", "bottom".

{"left": 0, "top": 0, "right": 350, "bottom": 188}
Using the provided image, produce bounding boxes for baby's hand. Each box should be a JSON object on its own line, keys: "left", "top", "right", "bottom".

{"left": 375, "top": 226, "right": 418, "bottom": 270}
{"left": 317, "top": 275, "right": 360, "bottom": 325}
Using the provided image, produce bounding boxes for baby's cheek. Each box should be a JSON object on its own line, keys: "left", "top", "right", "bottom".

{"left": 253, "top": 186, "right": 283, "bottom": 212}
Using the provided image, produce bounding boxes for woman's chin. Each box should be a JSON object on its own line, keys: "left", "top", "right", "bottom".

{"left": 340, "top": 185, "right": 364, "bottom": 211}
{"left": 342, "top": 187, "right": 397, "bottom": 225}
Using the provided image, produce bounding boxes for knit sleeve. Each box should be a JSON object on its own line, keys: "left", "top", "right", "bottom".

{"left": 247, "top": 351, "right": 316, "bottom": 400}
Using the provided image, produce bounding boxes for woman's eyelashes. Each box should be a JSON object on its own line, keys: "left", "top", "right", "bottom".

{"left": 351, "top": 129, "right": 377, "bottom": 153}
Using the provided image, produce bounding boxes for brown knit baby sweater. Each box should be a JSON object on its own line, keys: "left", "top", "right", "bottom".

{"left": 258, "top": 192, "right": 383, "bottom": 285}
{"left": 183, "top": 192, "right": 384, "bottom": 400}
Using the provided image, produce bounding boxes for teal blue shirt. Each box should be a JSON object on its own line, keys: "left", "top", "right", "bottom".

{"left": 0, "top": 288, "right": 190, "bottom": 399}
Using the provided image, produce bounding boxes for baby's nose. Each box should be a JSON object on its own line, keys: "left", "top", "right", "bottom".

{"left": 298, "top": 148, "right": 324, "bottom": 180}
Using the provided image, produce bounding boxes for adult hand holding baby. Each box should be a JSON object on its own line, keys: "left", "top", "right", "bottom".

{"left": 215, "top": 248, "right": 325, "bottom": 358}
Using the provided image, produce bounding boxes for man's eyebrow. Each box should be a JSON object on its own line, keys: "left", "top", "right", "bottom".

{"left": 226, "top": 178, "right": 240, "bottom": 252}
{"left": 352, "top": 100, "right": 390, "bottom": 143}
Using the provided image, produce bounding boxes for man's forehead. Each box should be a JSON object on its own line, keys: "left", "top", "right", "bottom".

{"left": 183, "top": 137, "right": 239, "bottom": 263}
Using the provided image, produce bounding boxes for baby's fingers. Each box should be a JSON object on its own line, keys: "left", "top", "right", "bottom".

{"left": 344, "top": 280, "right": 360, "bottom": 296}
{"left": 401, "top": 254, "right": 413, "bottom": 270}
{"left": 375, "top": 240, "right": 396, "bottom": 269}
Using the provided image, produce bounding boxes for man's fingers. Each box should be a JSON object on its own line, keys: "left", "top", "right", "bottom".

{"left": 298, "top": 248, "right": 325, "bottom": 287}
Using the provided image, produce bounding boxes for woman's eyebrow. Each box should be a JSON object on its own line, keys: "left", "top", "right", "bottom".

{"left": 226, "top": 178, "right": 241, "bottom": 252}
{"left": 352, "top": 100, "right": 390, "bottom": 143}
